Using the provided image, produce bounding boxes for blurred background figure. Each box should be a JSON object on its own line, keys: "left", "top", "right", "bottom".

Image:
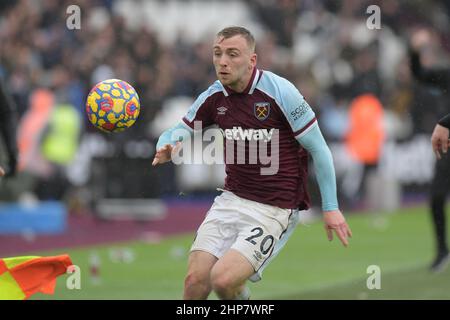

{"left": 409, "top": 28, "right": 450, "bottom": 272}
{"left": 0, "top": 77, "right": 19, "bottom": 178}
{"left": 343, "top": 94, "right": 385, "bottom": 207}
{"left": 36, "top": 102, "right": 81, "bottom": 200}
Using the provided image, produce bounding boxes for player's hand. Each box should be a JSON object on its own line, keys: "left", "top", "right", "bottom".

{"left": 152, "top": 142, "right": 181, "bottom": 166}
{"left": 323, "top": 210, "right": 352, "bottom": 247}
{"left": 0, "top": 165, "right": 5, "bottom": 177}
{"left": 431, "top": 124, "right": 450, "bottom": 159}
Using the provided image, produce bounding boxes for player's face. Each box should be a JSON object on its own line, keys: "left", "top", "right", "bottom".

{"left": 213, "top": 35, "right": 257, "bottom": 92}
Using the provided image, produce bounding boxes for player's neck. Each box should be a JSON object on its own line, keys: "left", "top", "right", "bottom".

{"left": 228, "top": 67, "right": 255, "bottom": 93}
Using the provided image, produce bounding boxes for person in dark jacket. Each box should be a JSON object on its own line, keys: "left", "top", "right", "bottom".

{"left": 0, "top": 78, "right": 18, "bottom": 177}
{"left": 411, "top": 29, "right": 450, "bottom": 272}
{"left": 431, "top": 114, "right": 450, "bottom": 160}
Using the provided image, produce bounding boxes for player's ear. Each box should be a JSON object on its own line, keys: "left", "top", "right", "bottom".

{"left": 250, "top": 53, "right": 257, "bottom": 69}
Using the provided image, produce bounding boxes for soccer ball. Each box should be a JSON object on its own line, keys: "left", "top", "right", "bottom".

{"left": 86, "top": 79, "right": 140, "bottom": 133}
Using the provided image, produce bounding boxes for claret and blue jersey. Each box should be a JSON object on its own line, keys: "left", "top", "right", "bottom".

{"left": 180, "top": 68, "right": 319, "bottom": 210}
{"left": 157, "top": 67, "right": 338, "bottom": 211}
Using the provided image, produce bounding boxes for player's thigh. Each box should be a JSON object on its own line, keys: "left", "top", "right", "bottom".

{"left": 187, "top": 250, "right": 218, "bottom": 274}
{"left": 186, "top": 250, "right": 218, "bottom": 282}
{"left": 191, "top": 193, "right": 237, "bottom": 258}
{"left": 210, "top": 249, "right": 255, "bottom": 287}
{"left": 231, "top": 208, "right": 291, "bottom": 274}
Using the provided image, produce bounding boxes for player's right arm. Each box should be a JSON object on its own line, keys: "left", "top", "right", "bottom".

{"left": 152, "top": 122, "right": 193, "bottom": 166}
{"left": 152, "top": 82, "right": 220, "bottom": 166}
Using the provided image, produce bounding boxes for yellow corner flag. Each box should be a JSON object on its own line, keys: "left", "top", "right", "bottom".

{"left": 0, "top": 254, "right": 72, "bottom": 300}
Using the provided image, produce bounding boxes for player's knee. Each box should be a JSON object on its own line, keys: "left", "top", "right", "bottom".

{"left": 210, "top": 272, "right": 234, "bottom": 295}
{"left": 184, "top": 271, "right": 210, "bottom": 293}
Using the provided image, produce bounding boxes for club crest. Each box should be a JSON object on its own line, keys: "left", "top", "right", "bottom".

{"left": 254, "top": 102, "right": 270, "bottom": 121}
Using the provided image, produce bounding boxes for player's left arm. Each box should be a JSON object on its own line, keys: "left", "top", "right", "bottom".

{"left": 296, "top": 123, "right": 352, "bottom": 247}
{"left": 275, "top": 77, "right": 351, "bottom": 247}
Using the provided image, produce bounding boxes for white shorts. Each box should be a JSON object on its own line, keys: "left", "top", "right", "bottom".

{"left": 190, "top": 191, "right": 300, "bottom": 282}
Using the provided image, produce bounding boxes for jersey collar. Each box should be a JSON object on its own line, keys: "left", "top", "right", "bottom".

{"left": 221, "top": 68, "right": 260, "bottom": 96}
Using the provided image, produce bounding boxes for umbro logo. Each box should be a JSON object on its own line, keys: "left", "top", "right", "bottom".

{"left": 217, "top": 106, "right": 228, "bottom": 115}
{"left": 253, "top": 250, "right": 263, "bottom": 261}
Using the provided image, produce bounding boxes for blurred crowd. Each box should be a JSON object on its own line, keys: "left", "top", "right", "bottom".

{"left": 1, "top": 0, "right": 450, "bottom": 209}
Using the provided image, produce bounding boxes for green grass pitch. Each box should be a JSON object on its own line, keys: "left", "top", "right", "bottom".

{"left": 31, "top": 205, "right": 450, "bottom": 300}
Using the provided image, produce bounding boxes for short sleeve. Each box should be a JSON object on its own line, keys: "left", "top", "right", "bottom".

{"left": 256, "top": 71, "right": 316, "bottom": 138}
{"left": 279, "top": 81, "right": 316, "bottom": 137}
